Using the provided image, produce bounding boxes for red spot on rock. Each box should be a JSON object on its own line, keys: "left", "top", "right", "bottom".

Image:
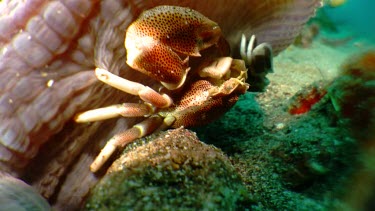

{"left": 288, "top": 85, "right": 327, "bottom": 115}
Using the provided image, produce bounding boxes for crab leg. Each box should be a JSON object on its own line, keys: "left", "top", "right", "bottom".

{"left": 95, "top": 68, "right": 173, "bottom": 108}
{"left": 74, "top": 103, "right": 154, "bottom": 122}
{"left": 90, "top": 115, "right": 164, "bottom": 172}
{"left": 198, "top": 57, "right": 233, "bottom": 79}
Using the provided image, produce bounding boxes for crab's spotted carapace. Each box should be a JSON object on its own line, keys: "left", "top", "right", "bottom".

{"left": 125, "top": 6, "right": 222, "bottom": 90}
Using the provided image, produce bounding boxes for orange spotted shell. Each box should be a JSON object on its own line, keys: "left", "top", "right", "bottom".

{"left": 125, "top": 6, "right": 222, "bottom": 89}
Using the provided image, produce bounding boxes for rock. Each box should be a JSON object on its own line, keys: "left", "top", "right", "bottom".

{"left": 0, "top": 172, "right": 51, "bottom": 211}
{"left": 85, "top": 128, "right": 247, "bottom": 210}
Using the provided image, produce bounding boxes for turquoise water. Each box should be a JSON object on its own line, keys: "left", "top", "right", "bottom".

{"left": 323, "top": 0, "right": 375, "bottom": 40}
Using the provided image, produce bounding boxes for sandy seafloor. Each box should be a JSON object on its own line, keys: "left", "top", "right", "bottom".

{"left": 193, "top": 32, "right": 375, "bottom": 210}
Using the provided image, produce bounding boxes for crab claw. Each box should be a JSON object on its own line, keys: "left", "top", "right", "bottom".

{"left": 166, "top": 59, "right": 249, "bottom": 128}
{"left": 125, "top": 6, "right": 222, "bottom": 90}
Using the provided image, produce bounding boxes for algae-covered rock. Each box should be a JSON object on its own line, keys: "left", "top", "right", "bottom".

{"left": 328, "top": 51, "right": 375, "bottom": 142}
{"left": 85, "top": 128, "right": 247, "bottom": 210}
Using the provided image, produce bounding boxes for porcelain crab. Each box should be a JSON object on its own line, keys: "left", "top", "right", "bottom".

{"left": 74, "top": 5, "right": 272, "bottom": 172}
